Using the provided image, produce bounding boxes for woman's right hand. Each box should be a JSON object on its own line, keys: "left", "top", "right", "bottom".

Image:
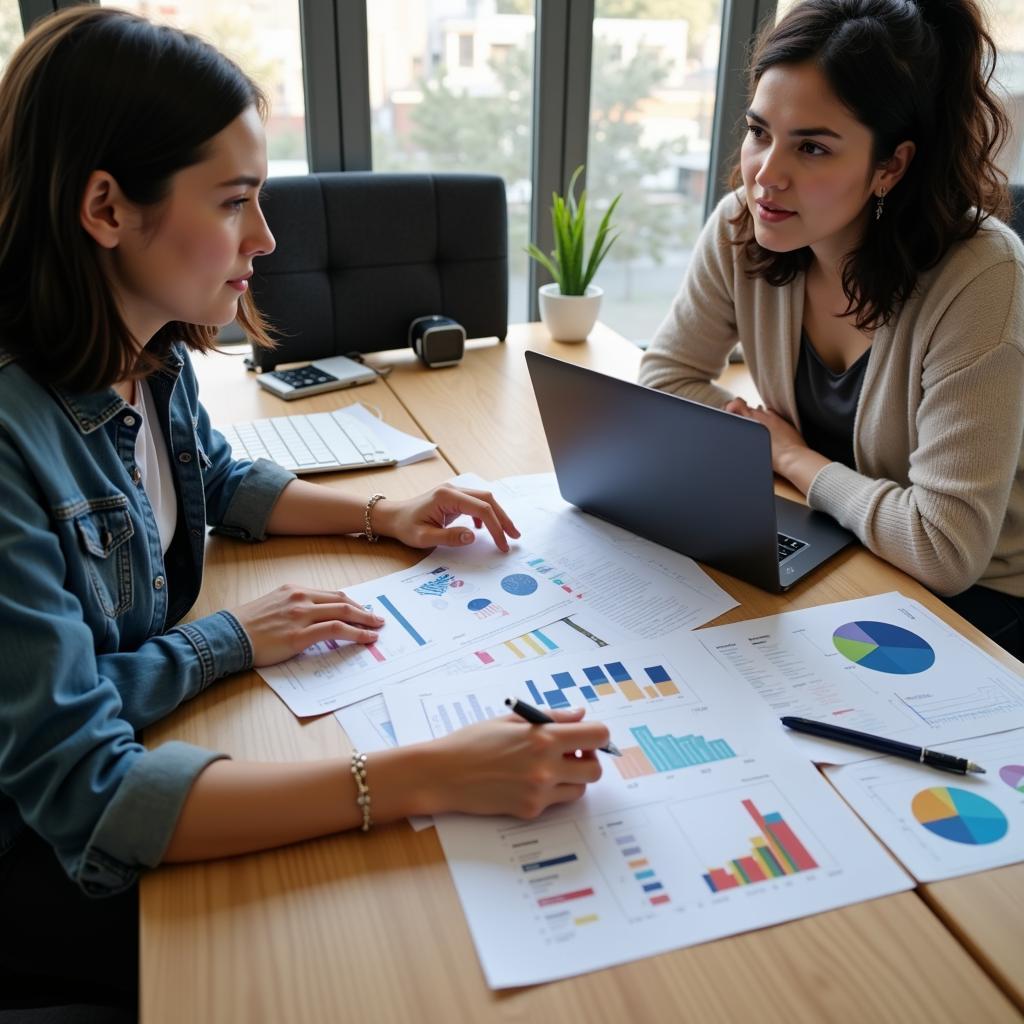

{"left": 418, "top": 708, "right": 609, "bottom": 819}
{"left": 230, "top": 584, "right": 384, "bottom": 667}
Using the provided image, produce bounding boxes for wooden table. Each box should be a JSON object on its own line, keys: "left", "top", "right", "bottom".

{"left": 141, "top": 324, "right": 1023, "bottom": 1023}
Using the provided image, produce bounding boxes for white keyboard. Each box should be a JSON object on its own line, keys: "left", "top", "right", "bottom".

{"left": 219, "top": 409, "right": 395, "bottom": 474}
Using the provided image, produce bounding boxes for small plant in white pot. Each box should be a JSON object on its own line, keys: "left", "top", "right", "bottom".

{"left": 526, "top": 166, "right": 621, "bottom": 343}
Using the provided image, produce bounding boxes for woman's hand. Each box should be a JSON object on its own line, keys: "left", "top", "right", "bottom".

{"left": 372, "top": 485, "right": 521, "bottom": 552}
{"left": 416, "top": 708, "right": 609, "bottom": 819}
{"left": 725, "top": 398, "right": 808, "bottom": 470}
{"left": 231, "top": 584, "right": 384, "bottom": 667}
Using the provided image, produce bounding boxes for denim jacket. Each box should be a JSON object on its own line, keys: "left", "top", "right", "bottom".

{"left": 0, "top": 343, "right": 294, "bottom": 896}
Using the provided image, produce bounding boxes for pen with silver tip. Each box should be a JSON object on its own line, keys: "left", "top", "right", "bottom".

{"left": 505, "top": 697, "right": 622, "bottom": 756}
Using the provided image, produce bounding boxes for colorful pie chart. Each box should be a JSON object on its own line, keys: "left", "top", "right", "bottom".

{"left": 999, "top": 764, "right": 1024, "bottom": 793}
{"left": 911, "top": 786, "right": 1008, "bottom": 845}
{"left": 832, "top": 620, "right": 935, "bottom": 674}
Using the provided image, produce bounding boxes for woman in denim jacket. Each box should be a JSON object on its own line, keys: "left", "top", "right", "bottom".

{"left": 0, "top": 9, "right": 608, "bottom": 1012}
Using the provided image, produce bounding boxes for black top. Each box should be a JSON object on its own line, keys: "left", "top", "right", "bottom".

{"left": 793, "top": 330, "right": 870, "bottom": 470}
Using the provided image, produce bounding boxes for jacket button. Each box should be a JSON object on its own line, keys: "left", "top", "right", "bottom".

{"left": 131, "top": 467, "right": 142, "bottom": 485}
{"left": 153, "top": 575, "right": 165, "bottom": 590}
{"left": 178, "top": 452, "right": 192, "bottom": 463}
{"left": 123, "top": 414, "right": 136, "bottom": 427}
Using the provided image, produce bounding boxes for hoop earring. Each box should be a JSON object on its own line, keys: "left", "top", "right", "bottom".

{"left": 875, "top": 187, "right": 887, "bottom": 221}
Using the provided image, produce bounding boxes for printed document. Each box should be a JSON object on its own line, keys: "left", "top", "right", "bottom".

{"left": 382, "top": 637, "right": 911, "bottom": 988}
{"left": 825, "top": 728, "right": 1024, "bottom": 881}
{"left": 693, "top": 592, "right": 1024, "bottom": 763}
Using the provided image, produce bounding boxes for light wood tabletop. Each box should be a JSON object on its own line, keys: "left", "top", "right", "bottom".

{"left": 139, "top": 325, "right": 1023, "bottom": 1023}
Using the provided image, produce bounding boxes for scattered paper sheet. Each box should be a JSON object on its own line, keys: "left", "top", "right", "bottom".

{"left": 693, "top": 592, "right": 1024, "bottom": 764}
{"left": 345, "top": 402, "right": 438, "bottom": 466}
{"left": 260, "top": 487, "right": 736, "bottom": 717}
{"left": 383, "top": 637, "right": 911, "bottom": 988}
{"left": 825, "top": 728, "right": 1024, "bottom": 882}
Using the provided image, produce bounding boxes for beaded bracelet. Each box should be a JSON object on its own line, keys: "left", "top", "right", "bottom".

{"left": 350, "top": 750, "right": 372, "bottom": 832}
{"left": 361, "top": 493, "right": 386, "bottom": 543}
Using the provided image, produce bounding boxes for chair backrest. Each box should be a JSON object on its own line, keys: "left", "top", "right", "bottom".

{"left": 248, "top": 172, "right": 508, "bottom": 370}
{"left": 1008, "top": 183, "right": 1024, "bottom": 245}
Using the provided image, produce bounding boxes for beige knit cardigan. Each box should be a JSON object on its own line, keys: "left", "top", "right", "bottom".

{"left": 639, "top": 192, "right": 1024, "bottom": 598}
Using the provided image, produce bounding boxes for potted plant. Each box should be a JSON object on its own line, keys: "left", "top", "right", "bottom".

{"left": 526, "top": 166, "right": 621, "bottom": 343}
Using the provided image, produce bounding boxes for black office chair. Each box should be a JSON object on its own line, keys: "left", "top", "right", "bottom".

{"left": 248, "top": 172, "right": 509, "bottom": 370}
{"left": 1008, "top": 183, "right": 1024, "bottom": 243}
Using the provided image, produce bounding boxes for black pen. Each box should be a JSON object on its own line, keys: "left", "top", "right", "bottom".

{"left": 781, "top": 716, "right": 985, "bottom": 774}
{"left": 505, "top": 697, "right": 622, "bottom": 756}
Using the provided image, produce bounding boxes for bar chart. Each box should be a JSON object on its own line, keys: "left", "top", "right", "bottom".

{"left": 524, "top": 660, "right": 696, "bottom": 710}
{"left": 615, "top": 725, "right": 737, "bottom": 779}
{"left": 525, "top": 555, "right": 585, "bottom": 598}
{"left": 699, "top": 796, "right": 820, "bottom": 893}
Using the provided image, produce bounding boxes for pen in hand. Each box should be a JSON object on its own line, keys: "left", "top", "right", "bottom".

{"left": 505, "top": 697, "right": 622, "bottom": 756}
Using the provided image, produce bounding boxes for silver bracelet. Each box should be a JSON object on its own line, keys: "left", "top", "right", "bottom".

{"left": 350, "top": 750, "right": 372, "bottom": 832}
{"left": 361, "top": 493, "right": 386, "bottom": 543}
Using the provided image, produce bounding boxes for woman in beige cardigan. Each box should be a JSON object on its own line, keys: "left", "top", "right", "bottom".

{"left": 640, "top": 0, "right": 1024, "bottom": 656}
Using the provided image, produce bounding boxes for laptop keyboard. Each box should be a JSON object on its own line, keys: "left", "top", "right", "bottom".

{"left": 777, "top": 532, "right": 808, "bottom": 563}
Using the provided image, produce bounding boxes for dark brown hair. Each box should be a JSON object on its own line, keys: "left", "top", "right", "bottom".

{"left": 0, "top": 6, "right": 275, "bottom": 392}
{"left": 729, "top": 0, "right": 1010, "bottom": 330}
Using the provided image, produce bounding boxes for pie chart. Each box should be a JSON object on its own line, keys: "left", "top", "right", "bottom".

{"left": 500, "top": 573, "right": 538, "bottom": 596}
{"left": 911, "top": 787, "right": 1008, "bottom": 845}
{"left": 832, "top": 620, "right": 935, "bottom": 674}
{"left": 999, "top": 764, "right": 1024, "bottom": 793}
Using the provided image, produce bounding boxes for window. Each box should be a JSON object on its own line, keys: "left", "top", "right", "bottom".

{"left": 99, "top": 0, "right": 308, "bottom": 177}
{"left": 0, "top": 0, "right": 23, "bottom": 77}
{"left": 585, "top": 0, "right": 725, "bottom": 345}
{"left": 368, "top": 1, "right": 537, "bottom": 320}
{"left": 991, "top": 0, "right": 1024, "bottom": 184}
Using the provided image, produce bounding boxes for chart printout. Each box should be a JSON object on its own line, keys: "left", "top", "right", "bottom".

{"left": 694, "top": 592, "right": 1024, "bottom": 764}
{"left": 261, "top": 493, "right": 735, "bottom": 717}
{"left": 825, "top": 729, "right": 1024, "bottom": 881}
{"left": 383, "top": 640, "right": 910, "bottom": 988}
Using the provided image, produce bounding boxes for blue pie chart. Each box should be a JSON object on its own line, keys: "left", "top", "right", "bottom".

{"left": 832, "top": 620, "right": 935, "bottom": 674}
{"left": 500, "top": 573, "right": 538, "bottom": 596}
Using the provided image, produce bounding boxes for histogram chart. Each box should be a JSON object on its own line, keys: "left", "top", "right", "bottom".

{"left": 524, "top": 659, "right": 698, "bottom": 711}
{"left": 616, "top": 725, "right": 736, "bottom": 779}
{"left": 670, "top": 783, "right": 830, "bottom": 896}
{"left": 525, "top": 555, "right": 585, "bottom": 598}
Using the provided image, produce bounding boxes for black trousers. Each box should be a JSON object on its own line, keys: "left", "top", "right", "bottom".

{"left": 940, "top": 582, "right": 1024, "bottom": 661}
{"left": 0, "top": 828, "right": 137, "bottom": 1018}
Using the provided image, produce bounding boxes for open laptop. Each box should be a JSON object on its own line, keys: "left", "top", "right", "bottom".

{"left": 525, "top": 351, "right": 854, "bottom": 592}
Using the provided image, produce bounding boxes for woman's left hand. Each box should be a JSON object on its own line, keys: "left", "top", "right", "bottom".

{"left": 725, "top": 398, "right": 809, "bottom": 474}
{"left": 372, "top": 485, "right": 521, "bottom": 551}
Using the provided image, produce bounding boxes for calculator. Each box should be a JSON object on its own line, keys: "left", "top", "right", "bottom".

{"left": 256, "top": 355, "right": 378, "bottom": 400}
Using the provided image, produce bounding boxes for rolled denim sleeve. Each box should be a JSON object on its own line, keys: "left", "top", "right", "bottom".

{"left": 77, "top": 742, "right": 228, "bottom": 896}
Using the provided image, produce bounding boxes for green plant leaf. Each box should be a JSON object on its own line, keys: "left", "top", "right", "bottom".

{"left": 524, "top": 243, "right": 562, "bottom": 289}
{"left": 581, "top": 193, "right": 622, "bottom": 290}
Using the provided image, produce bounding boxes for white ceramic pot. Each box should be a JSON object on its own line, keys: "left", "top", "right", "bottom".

{"left": 538, "top": 282, "right": 603, "bottom": 343}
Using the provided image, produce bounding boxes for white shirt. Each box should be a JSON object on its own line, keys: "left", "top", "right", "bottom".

{"left": 132, "top": 380, "right": 178, "bottom": 553}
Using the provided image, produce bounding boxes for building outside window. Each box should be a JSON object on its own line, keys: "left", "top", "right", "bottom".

{"left": 368, "top": 0, "right": 536, "bottom": 320}
{"left": 585, "top": 0, "right": 725, "bottom": 346}
{"left": 98, "top": 0, "right": 308, "bottom": 178}
{"left": 0, "top": 0, "right": 23, "bottom": 77}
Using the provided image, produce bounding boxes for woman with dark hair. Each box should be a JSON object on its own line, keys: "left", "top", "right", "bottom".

{"left": 0, "top": 8, "right": 607, "bottom": 1013}
{"left": 640, "top": 0, "right": 1024, "bottom": 655}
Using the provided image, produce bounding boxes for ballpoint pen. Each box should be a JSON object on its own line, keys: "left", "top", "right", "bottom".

{"left": 781, "top": 716, "right": 986, "bottom": 774}
{"left": 505, "top": 697, "right": 622, "bottom": 756}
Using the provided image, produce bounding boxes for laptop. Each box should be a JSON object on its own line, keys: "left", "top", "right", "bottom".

{"left": 525, "top": 351, "right": 854, "bottom": 592}
{"left": 219, "top": 408, "right": 395, "bottom": 475}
